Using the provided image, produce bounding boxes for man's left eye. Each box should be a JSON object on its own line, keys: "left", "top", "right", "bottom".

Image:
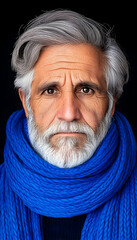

{"left": 44, "top": 88, "right": 57, "bottom": 95}
{"left": 80, "top": 87, "right": 94, "bottom": 94}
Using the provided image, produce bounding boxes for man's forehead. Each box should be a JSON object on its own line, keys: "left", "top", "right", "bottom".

{"left": 33, "top": 66, "right": 106, "bottom": 89}
{"left": 33, "top": 44, "right": 106, "bottom": 86}
{"left": 34, "top": 43, "right": 105, "bottom": 69}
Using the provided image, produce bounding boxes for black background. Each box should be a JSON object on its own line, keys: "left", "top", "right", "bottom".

{"left": 0, "top": 2, "right": 137, "bottom": 163}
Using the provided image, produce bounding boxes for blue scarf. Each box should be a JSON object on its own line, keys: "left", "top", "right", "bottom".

{"left": 0, "top": 109, "right": 137, "bottom": 239}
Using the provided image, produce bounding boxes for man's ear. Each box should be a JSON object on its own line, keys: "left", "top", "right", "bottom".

{"left": 111, "top": 96, "right": 117, "bottom": 116}
{"left": 18, "top": 89, "right": 29, "bottom": 118}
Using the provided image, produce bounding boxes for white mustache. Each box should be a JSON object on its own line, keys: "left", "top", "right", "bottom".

{"left": 43, "top": 121, "right": 94, "bottom": 141}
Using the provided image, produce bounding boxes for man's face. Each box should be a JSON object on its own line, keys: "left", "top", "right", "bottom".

{"left": 19, "top": 43, "right": 116, "bottom": 168}
{"left": 19, "top": 43, "right": 116, "bottom": 167}
{"left": 28, "top": 44, "right": 109, "bottom": 145}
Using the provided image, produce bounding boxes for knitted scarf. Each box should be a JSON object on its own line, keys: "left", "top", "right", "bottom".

{"left": 0, "top": 109, "right": 137, "bottom": 239}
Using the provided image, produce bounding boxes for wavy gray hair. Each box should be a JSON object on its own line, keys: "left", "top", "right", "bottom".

{"left": 12, "top": 9, "right": 129, "bottom": 99}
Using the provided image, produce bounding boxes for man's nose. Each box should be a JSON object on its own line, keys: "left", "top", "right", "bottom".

{"left": 57, "top": 92, "right": 81, "bottom": 122}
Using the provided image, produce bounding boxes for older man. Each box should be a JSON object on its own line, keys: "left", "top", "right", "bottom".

{"left": 0, "top": 9, "right": 136, "bottom": 240}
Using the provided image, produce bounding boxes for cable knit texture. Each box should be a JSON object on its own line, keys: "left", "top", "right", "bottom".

{"left": 0, "top": 109, "right": 137, "bottom": 239}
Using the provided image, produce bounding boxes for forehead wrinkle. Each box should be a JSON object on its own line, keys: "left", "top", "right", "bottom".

{"left": 34, "top": 67, "right": 105, "bottom": 89}
{"left": 40, "top": 60, "right": 100, "bottom": 72}
{"left": 34, "top": 57, "right": 106, "bottom": 90}
{"left": 43, "top": 66, "right": 104, "bottom": 84}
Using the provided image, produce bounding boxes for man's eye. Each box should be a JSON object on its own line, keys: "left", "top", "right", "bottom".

{"left": 44, "top": 88, "right": 57, "bottom": 95}
{"left": 80, "top": 87, "right": 94, "bottom": 94}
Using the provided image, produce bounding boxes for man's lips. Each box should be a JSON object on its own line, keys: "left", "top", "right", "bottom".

{"left": 52, "top": 132, "right": 85, "bottom": 136}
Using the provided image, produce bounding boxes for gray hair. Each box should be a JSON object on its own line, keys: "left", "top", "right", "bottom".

{"left": 12, "top": 9, "right": 129, "bottom": 98}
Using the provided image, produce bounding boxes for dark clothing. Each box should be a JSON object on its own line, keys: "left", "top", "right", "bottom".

{"left": 43, "top": 214, "right": 87, "bottom": 240}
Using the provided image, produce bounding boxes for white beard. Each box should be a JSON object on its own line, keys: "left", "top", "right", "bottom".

{"left": 27, "top": 98, "right": 113, "bottom": 168}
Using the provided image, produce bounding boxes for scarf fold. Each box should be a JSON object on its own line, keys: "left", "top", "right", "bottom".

{"left": 0, "top": 109, "right": 137, "bottom": 239}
